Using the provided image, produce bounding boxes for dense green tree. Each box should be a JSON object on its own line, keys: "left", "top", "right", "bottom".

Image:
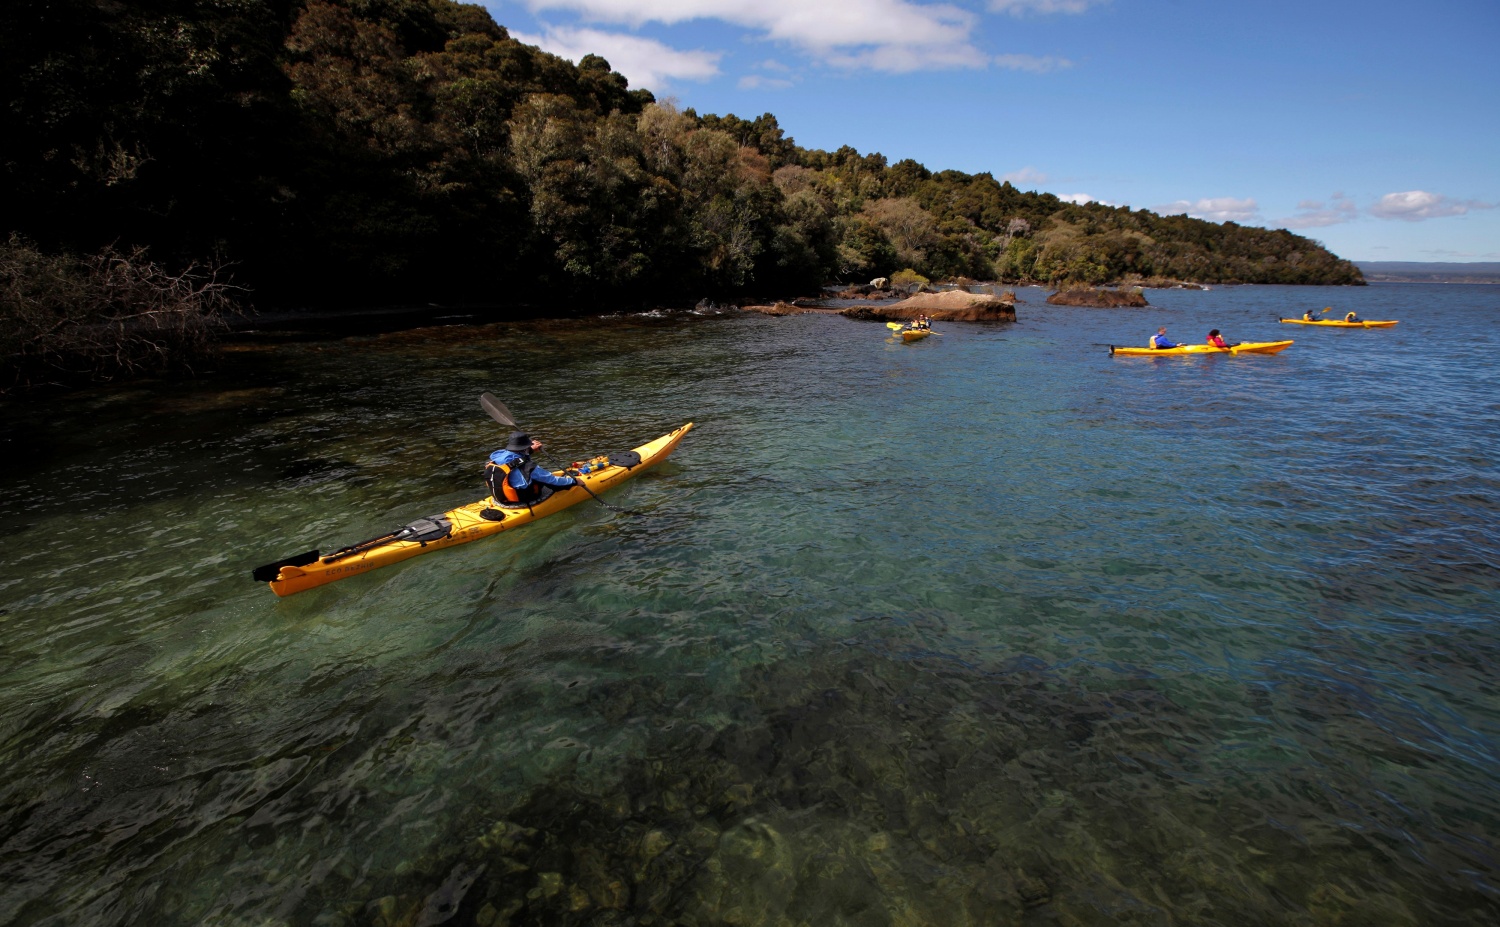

{"left": 1, "top": 0, "right": 1363, "bottom": 327}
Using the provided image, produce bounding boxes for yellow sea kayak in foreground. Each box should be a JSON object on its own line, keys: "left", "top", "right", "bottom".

{"left": 1110, "top": 340, "right": 1294, "bottom": 356}
{"left": 902, "top": 329, "right": 933, "bottom": 342}
{"left": 1279, "top": 318, "right": 1398, "bottom": 328}
{"left": 254, "top": 423, "right": 694, "bottom": 596}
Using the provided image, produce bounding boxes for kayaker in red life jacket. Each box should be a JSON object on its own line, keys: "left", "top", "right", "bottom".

{"left": 1206, "top": 329, "right": 1228, "bottom": 348}
{"left": 487, "top": 432, "right": 577, "bottom": 507}
{"left": 1150, "top": 327, "right": 1178, "bottom": 349}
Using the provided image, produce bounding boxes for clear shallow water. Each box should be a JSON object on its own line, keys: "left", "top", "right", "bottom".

{"left": 1, "top": 283, "right": 1498, "bottom": 926}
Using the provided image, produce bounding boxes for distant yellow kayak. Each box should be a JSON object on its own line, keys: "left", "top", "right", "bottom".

{"left": 254, "top": 424, "right": 694, "bottom": 596}
{"left": 902, "top": 329, "right": 933, "bottom": 342}
{"left": 1279, "top": 317, "right": 1398, "bottom": 328}
{"left": 1110, "top": 340, "right": 1293, "bottom": 356}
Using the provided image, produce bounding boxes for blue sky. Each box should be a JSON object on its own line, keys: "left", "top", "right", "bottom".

{"left": 480, "top": 0, "right": 1499, "bottom": 262}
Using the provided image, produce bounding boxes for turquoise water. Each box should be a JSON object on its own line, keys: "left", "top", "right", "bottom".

{"left": 1, "top": 284, "right": 1498, "bottom": 926}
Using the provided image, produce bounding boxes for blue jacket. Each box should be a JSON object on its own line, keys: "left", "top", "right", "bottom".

{"left": 487, "top": 450, "right": 577, "bottom": 493}
{"left": 1150, "top": 333, "right": 1179, "bottom": 348}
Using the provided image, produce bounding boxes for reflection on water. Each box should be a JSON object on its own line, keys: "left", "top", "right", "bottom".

{"left": 1, "top": 285, "right": 1498, "bottom": 925}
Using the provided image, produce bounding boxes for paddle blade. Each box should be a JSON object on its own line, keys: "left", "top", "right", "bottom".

{"left": 886, "top": 321, "right": 904, "bottom": 330}
{"left": 1321, "top": 306, "right": 1333, "bottom": 314}
{"left": 480, "top": 392, "right": 518, "bottom": 428}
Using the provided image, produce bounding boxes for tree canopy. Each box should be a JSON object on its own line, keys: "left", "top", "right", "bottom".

{"left": 1, "top": 0, "right": 1363, "bottom": 311}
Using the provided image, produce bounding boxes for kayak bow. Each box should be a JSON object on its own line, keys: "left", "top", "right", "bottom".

{"left": 254, "top": 423, "right": 693, "bottom": 596}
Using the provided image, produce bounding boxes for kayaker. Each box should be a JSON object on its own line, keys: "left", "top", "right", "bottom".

{"left": 1150, "top": 327, "right": 1178, "bottom": 349}
{"left": 1344, "top": 311, "right": 1361, "bottom": 323}
{"left": 1303, "top": 309, "right": 1317, "bottom": 321}
{"left": 1206, "top": 329, "right": 1229, "bottom": 348}
{"left": 487, "top": 432, "right": 577, "bottom": 507}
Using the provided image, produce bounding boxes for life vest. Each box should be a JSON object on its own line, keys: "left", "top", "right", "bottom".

{"left": 486, "top": 454, "right": 538, "bottom": 504}
{"left": 1207, "top": 336, "right": 1226, "bottom": 347}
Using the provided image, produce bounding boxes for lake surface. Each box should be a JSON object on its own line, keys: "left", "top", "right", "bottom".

{"left": 2, "top": 283, "right": 1498, "bottom": 926}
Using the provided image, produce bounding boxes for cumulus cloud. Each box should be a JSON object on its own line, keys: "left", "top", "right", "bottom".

{"left": 1279, "top": 192, "right": 1358, "bottom": 229}
{"left": 516, "top": 0, "right": 988, "bottom": 72}
{"left": 989, "top": 0, "right": 1106, "bottom": 14}
{"left": 1002, "top": 166, "right": 1048, "bottom": 186}
{"left": 994, "top": 53, "right": 1072, "bottom": 72}
{"left": 1156, "top": 197, "right": 1260, "bottom": 223}
{"left": 1058, "top": 193, "right": 1118, "bottom": 206}
{"left": 510, "top": 26, "right": 722, "bottom": 89}
{"left": 1369, "top": 190, "right": 1496, "bottom": 221}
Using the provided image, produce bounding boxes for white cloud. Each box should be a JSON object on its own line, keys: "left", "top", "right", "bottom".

{"left": 1002, "top": 166, "right": 1048, "bottom": 186}
{"left": 1156, "top": 197, "right": 1260, "bottom": 223}
{"left": 738, "top": 74, "right": 795, "bottom": 90}
{"left": 1280, "top": 192, "right": 1358, "bottom": 229}
{"left": 989, "top": 0, "right": 1107, "bottom": 14}
{"left": 1058, "top": 193, "right": 1118, "bottom": 206}
{"left": 517, "top": 0, "right": 988, "bottom": 72}
{"left": 510, "top": 26, "right": 722, "bottom": 89}
{"left": 1369, "top": 190, "right": 1496, "bottom": 221}
{"left": 994, "top": 53, "right": 1072, "bottom": 73}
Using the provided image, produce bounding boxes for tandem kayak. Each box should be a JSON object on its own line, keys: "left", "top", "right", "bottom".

{"left": 902, "top": 329, "right": 933, "bottom": 342}
{"left": 1110, "top": 340, "right": 1294, "bottom": 356}
{"left": 253, "top": 423, "right": 694, "bottom": 596}
{"left": 1278, "top": 318, "right": 1398, "bottom": 328}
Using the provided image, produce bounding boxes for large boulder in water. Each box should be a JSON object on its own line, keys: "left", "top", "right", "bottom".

{"left": 840, "top": 289, "right": 1016, "bottom": 322}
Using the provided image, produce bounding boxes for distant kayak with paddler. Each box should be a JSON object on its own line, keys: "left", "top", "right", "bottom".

{"left": 1109, "top": 340, "right": 1294, "bottom": 356}
{"left": 1278, "top": 317, "right": 1398, "bottom": 328}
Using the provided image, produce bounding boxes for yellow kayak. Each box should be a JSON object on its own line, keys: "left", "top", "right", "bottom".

{"left": 254, "top": 424, "right": 694, "bottom": 596}
{"left": 1279, "top": 318, "right": 1398, "bottom": 328}
{"left": 1110, "top": 340, "right": 1293, "bottom": 356}
{"left": 902, "top": 329, "right": 933, "bottom": 342}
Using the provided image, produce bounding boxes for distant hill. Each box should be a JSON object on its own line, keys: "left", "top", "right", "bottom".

{"left": 1356, "top": 262, "right": 1500, "bottom": 284}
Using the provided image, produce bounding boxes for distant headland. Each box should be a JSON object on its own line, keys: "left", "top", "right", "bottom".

{"left": 1355, "top": 262, "right": 1500, "bottom": 284}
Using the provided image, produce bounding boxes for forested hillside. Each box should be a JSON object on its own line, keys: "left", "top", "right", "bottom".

{"left": 2, "top": 0, "right": 1364, "bottom": 312}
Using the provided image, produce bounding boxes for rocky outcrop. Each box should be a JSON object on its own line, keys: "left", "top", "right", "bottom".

{"left": 739, "top": 301, "right": 813, "bottom": 316}
{"left": 1046, "top": 287, "right": 1149, "bottom": 308}
{"left": 832, "top": 284, "right": 894, "bottom": 299}
{"left": 840, "top": 288, "right": 1016, "bottom": 322}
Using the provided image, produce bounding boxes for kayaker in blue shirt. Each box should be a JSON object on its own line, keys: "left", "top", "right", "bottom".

{"left": 1150, "top": 327, "right": 1178, "bottom": 349}
{"left": 487, "top": 432, "right": 576, "bottom": 506}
